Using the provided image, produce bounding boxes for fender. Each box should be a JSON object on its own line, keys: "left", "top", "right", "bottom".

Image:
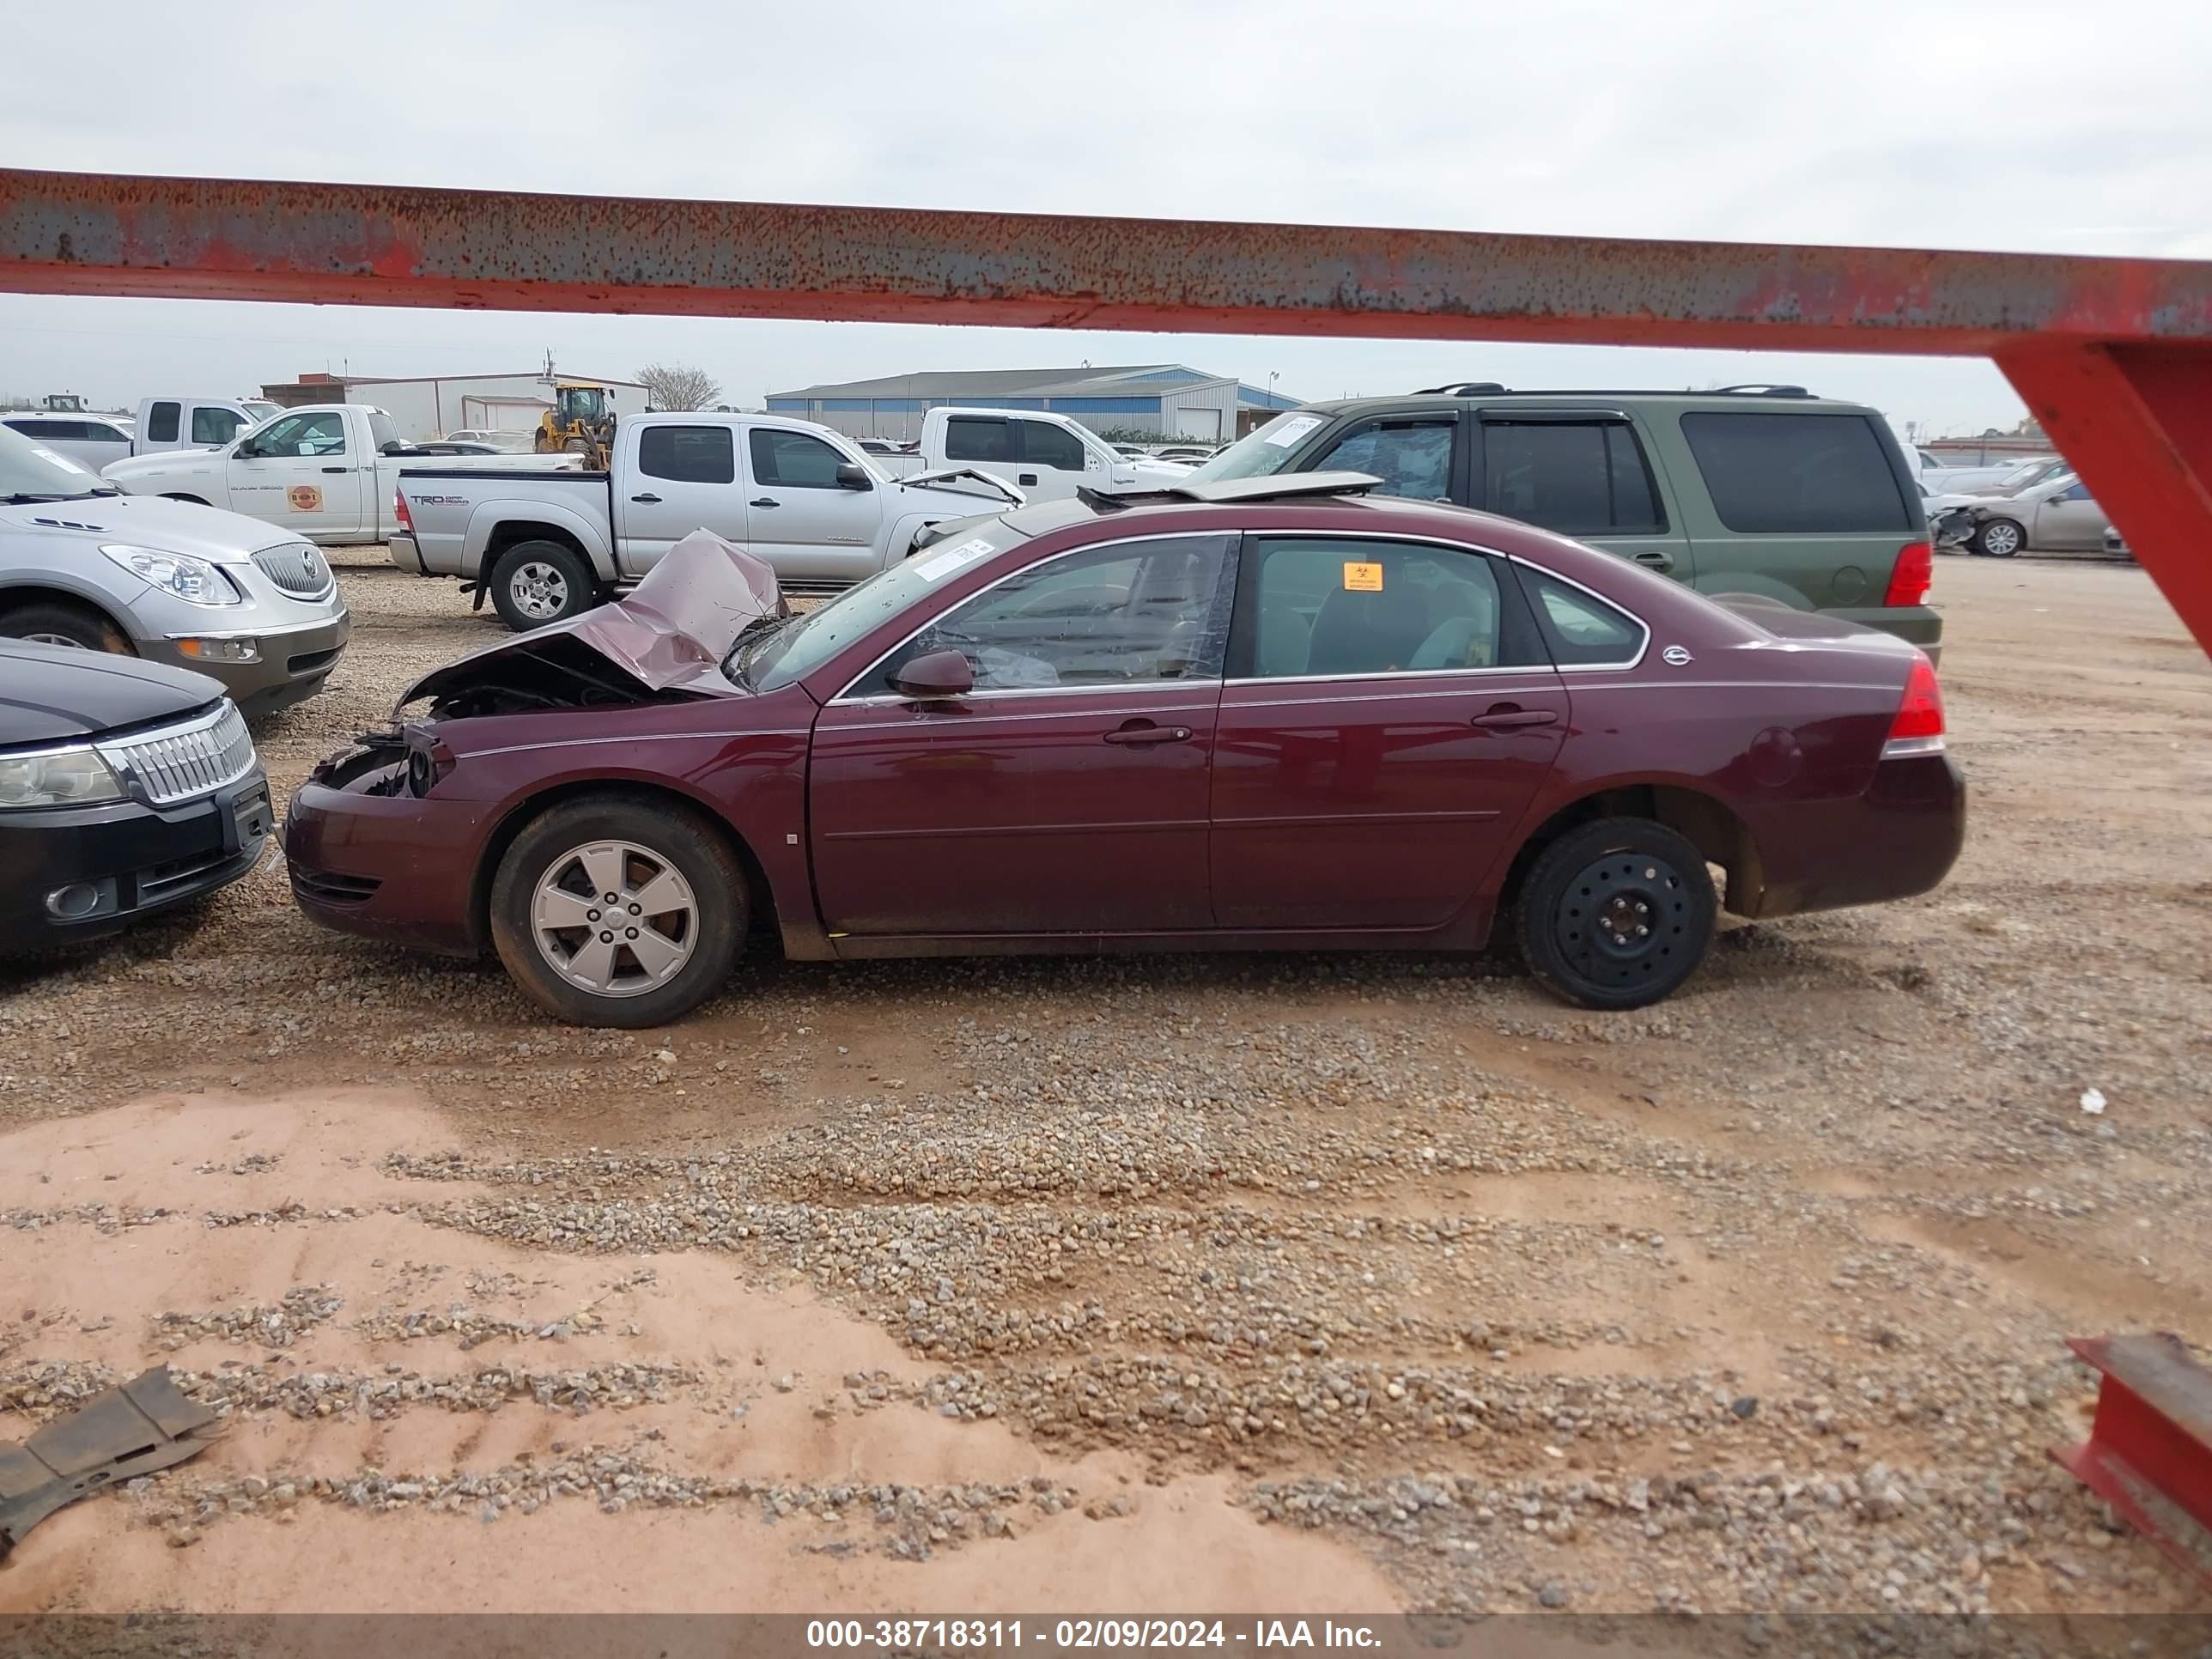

{"left": 882, "top": 507, "right": 974, "bottom": 569}
{"left": 462, "top": 497, "right": 617, "bottom": 582}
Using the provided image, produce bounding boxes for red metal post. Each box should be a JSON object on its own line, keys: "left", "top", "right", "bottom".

{"left": 3, "top": 168, "right": 2211, "bottom": 652}
{"left": 2051, "top": 1334, "right": 2212, "bottom": 1589}
{"left": 1998, "top": 343, "right": 2212, "bottom": 643}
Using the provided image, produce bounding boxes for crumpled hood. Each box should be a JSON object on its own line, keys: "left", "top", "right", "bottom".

{"left": 0, "top": 493, "right": 288, "bottom": 562}
{"left": 398, "top": 529, "right": 784, "bottom": 708}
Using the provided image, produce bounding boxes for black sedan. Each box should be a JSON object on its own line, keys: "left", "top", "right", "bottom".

{"left": 0, "top": 639, "right": 272, "bottom": 943}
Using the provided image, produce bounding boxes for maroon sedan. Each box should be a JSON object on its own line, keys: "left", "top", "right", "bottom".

{"left": 285, "top": 477, "right": 1964, "bottom": 1027}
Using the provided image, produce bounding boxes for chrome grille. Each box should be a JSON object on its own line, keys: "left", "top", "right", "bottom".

{"left": 97, "top": 702, "right": 258, "bottom": 806}
{"left": 252, "top": 542, "right": 335, "bottom": 599}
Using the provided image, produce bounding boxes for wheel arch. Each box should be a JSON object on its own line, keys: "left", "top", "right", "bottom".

{"left": 468, "top": 505, "right": 616, "bottom": 583}
{"left": 0, "top": 581, "right": 139, "bottom": 648}
{"left": 469, "top": 776, "right": 781, "bottom": 955}
{"left": 1498, "top": 782, "right": 1765, "bottom": 920}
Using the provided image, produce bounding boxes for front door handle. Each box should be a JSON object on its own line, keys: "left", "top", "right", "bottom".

{"left": 1631, "top": 550, "right": 1674, "bottom": 571}
{"left": 320, "top": 466, "right": 351, "bottom": 474}
{"left": 1102, "top": 722, "right": 1194, "bottom": 746}
{"left": 750, "top": 497, "right": 780, "bottom": 508}
{"left": 1471, "top": 705, "right": 1559, "bottom": 729}
{"left": 630, "top": 492, "right": 662, "bottom": 503}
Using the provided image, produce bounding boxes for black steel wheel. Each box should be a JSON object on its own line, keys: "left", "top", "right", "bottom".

{"left": 1516, "top": 817, "right": 1715, "bottom": 1010}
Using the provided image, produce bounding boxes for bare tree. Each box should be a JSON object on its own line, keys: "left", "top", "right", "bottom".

{"left": 634, "top": 363, "right": 722, "bottom": 411}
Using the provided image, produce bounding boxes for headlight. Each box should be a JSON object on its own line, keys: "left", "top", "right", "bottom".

{"left": 100, "top": 544, "right": 242, "bottom": 606}
{"left": 0, "top": 745, "right": 123, "bottom": 808}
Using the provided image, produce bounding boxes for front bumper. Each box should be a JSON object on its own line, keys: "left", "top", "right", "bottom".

{"left": 0, "top": 765, "right": 272, "bottom": 943}
{"left": 1827, "top": 602, "right": 1942, "bottom": 667}
{"left": 137, "top": 610, "right": 352, "bottom": 720}
{"left": 283, "top": 763, "right": 501, "bottom": 957}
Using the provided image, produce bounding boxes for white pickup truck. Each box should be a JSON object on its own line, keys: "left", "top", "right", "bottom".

{"left": 872, "top": 406, "right": 1191, "bottom": 502}
{"left": 391, "top": 410, "right": 1019, "bottom": 629}
{"left": 100, "top": 404, "right": 575, "bottom": 545}
{"left": 131, "top": 396, "right": 284, "bottom": 456}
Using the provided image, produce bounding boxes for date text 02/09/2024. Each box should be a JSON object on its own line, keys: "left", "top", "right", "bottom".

{"left": 805, "top": 1620, "right": 1389, "bottom": 1650}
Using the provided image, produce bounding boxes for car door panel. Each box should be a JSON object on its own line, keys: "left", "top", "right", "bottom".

{"left": 743, "top": 427, "right": 882, "bottom": 583}
{"left": 617, "top": 422, "right": 745, "bottom": 574}
{"left": 1210, "top": 534, "right": 1568, "bottom": 929}
{"left": 806, "top": 532, "right": 1237, "bottom": 935}
{"left": 2033, "top": 483, "right": 2106, "bottom": 549}
{"left": 230, "top": 410, "right": 363, "bottom": 538}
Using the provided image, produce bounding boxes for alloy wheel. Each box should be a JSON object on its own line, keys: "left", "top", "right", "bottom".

{"left": 509, "top": 561, "right": 570, "bottom": 621}
{"left": 20, "top": 631, "right": 88, "bottom": 649}
{"left": 531, "top": 841, "right": 698, "bottom": 998}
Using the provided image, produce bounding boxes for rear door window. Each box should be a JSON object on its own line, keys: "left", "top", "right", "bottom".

{"left": 1236, "top": 537, "right": 1542, "bottom": 678}
{"left": 640, "top": 424, "right": 737, "bottom": 484}
{"left": 1516, "top": 568, "right": 1649, "bottom": 668}
{"left": 944, "top": 417, "right": 1017, "bottom": 463}
{"left": 1482, "top": 421, "right": 1664, "bottom": 534}
{"left": 146, "top": 402, "right": 180, "bottom": 443}
{"left": 1680, "top": 411, "right": 1911, "bottom": 532}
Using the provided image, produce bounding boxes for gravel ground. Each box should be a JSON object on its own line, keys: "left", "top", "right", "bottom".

{"left": 2, "top": 546, "right": 2208, "bottom": 1620}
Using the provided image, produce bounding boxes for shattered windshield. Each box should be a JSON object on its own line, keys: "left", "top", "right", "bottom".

{"left": 732, "top": 520, "right": 1030, "bottom": 693}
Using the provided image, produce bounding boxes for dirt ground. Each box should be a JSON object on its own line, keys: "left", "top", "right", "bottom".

{"left": 2, "top": 548, "right": 2207, "bottom": 1620}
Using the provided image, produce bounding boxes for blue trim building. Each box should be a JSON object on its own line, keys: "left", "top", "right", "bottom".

{"left": 765, "top": 364, "right": 1303, "bottom": 443}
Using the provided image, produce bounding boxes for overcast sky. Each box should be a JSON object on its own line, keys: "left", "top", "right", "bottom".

{"left": 5, "top": 0, "right": 2206, "bottom": 435}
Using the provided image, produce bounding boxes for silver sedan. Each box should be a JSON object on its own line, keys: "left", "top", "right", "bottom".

{"left": 1965, "top": 474, "right": 2112, "bottom": 557}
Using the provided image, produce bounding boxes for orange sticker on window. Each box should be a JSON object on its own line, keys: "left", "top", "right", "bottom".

{"left": 1342, "top": 562, "right": 1383, "bottom": 592}
{"left": 287, "top": 484, "right": 324, "bottom": 512}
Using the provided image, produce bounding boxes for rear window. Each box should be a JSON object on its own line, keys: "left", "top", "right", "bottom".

{"left": 1482, "top": 421, "right": 1664, "bottom": 534}
{"left": 641, "top": 424, "right": 736, "bottom": 484}
{"left": 146, "top": 401, "right": 180, "bottom": 443}
{"left": 945, "top": 417, "right": 1016, "bottom": 464}
{"left": 1680, "top": 411, "right": 1911, "bottom": 533}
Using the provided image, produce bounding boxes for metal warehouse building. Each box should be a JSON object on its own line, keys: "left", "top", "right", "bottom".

{"left": 258, "top": 369, "right": 648, "bottom": 441}
{"left": 766, "top": 364, "right": 1303, "bottom": 443}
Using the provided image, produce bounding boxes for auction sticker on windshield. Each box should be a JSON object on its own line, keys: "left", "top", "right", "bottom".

{"left": 1264, "top": 415, "right": 1323, "bottom": 447}
{"left": 910, "top": 538, "right": 999, "bottom": 583}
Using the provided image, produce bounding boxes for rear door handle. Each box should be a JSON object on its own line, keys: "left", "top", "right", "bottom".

{"left": 1471, "top": 706, "right": 1559, "bottom": 729}
{"left": 1631, "top": 550, "right": 1675, "bottom": 572}
{"left": 630, "top": 492, "right": 662, "bottom": 503}
{"left": 320, "top": 466, "right": 350, "bottom": 474}
{"left": 1103, "top": 723, "right": 1194, "bottom": 746}
{"left": 750, "top": 497, "right": 780, "bottom": 508}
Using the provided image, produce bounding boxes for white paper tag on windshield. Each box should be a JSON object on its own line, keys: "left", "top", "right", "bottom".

{"left": 30, "top": 446, "right": 90, "bottom": 474}
{"left": 910, "top": 538, "right": 997, "bottom": 583}
{"left": 1262, "top": 415, "right": 1322, "bottom": 448}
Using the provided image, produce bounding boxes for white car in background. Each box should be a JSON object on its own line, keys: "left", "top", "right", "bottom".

{"left": 3, "top": 412, "right": 136, "bottom": 472}
{"left": 438, "top": 428, "right": 538, "bottom": 453}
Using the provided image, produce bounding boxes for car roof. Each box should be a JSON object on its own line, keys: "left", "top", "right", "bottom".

{"left": 1287, "top": 386, "right": 1881, "bottom": 420}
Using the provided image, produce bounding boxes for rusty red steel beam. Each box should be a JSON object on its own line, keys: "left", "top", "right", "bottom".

{"left": 6, "top": 168, "right": 2212, "bottom": 353}
{"left": 2051, "top": 1334, "right": 2212, "bottom": 1589}
{"left": 3, "top": 168, "right": 2212, "bottom": 653}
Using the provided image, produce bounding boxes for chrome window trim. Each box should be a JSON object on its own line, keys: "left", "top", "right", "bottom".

{"left": 827, "top": 530, "right": 1238, "bottom": 706}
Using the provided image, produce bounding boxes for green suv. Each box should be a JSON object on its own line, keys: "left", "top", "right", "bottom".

{"left": 1187, "top": 383, "right": 1940, "bottom": 659}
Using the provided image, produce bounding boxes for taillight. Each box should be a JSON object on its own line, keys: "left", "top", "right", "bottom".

{"left": 1882, "top": 653, "right": 1945, "bottom": 758}
{"left": 393, "top": 489, "right": 414, "bottom": 532}
{"left": 1882, "top": 541, "right": 1932, "bottom": 608}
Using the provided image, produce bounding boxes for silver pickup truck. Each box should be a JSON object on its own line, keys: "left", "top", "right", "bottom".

{"left": 392, "top": 410, "right": 1013, "bottom": 630}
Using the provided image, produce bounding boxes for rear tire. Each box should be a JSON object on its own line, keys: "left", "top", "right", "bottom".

{"left": 489, "top": 794, "right": 747, "bottom": 1028}
{"left": 0, "top": 599, "right": 133, "bottom": 655}
{"left": 1972, "top": 517, "right": 2025, "bottom": 558}
{"left": 488, "top": 539, "right": 599, "bottom": 631}
{"left": 1516, "top": 817, "right": 1715, "bottom": 1011}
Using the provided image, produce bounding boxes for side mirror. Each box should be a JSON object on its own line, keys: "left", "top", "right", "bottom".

{"left": 233, "top": 441, "right": 258, "bottom": 459}
{"left": 835, "top": 462, "right": 873, "bottom": 490}
{"left": 888, "top": 649, "right": 973, "bottom": 701}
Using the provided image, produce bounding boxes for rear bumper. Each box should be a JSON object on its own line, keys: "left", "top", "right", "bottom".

{"left": 283, "top": 769, "right": 497, "bottom": 956}
{"left": 388, "top": 532, "right": 424, "bottom": 575}
{"left": 0, "top": 767, "right": 271, "bottom": 944}
{"left": 1742, "top": 752, "right": 1966, "bottom": 919}
{"left": 1827, "top": 603, "right": 1942, "bottom": 665}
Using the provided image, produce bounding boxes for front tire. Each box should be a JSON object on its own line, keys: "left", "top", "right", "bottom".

{"left": 1972, "top": 517, "right": 2025, "bottom": 558}
{"left": 1516, "top": 817, "right": 1716, "bottom": 1011}
{"left": 0, "top": 599, "right": 133, "bottom": 655}
{"left": 489, "top": 794, "right": 747, "bottom": 1028}
{"left": 488, "top": 539, "right": 599, "bottom": 631}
